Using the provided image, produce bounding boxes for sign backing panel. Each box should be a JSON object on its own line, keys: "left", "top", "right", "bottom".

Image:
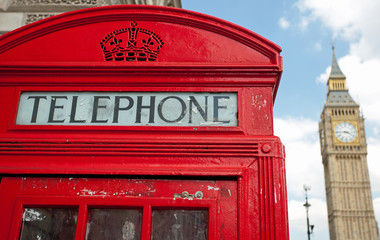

{"left": 16, "top": 92, "right": 238, "bottom": 126}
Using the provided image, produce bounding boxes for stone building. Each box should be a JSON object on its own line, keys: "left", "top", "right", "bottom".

{"left": 319, "top": 46, "right": 379, "bottom": 239}
{"left": 0, "top": 0, "right": 181, "bottom": 35}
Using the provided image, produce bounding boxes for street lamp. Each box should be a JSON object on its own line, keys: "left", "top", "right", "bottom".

{"left": 303, "top": 185, "right": 314, "bottom": 240}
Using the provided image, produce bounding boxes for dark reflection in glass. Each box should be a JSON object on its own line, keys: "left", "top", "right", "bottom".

{"left": 151, "top": 209, "right": 208, "bottom": 240}
{"left": 19, "top": 208, "right": 78, "bottom": 240}
{"left": 86, "top": 208, "right": 142, "bottom": 240}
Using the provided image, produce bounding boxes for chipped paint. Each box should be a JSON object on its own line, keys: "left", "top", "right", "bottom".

{"left": 252, "top": 95, "right": 267, "bottom": 110}
{"left": 80, "top": 188, "right": 96, "bottom": 196}
{"left": 78, "top": 188, "right": 108, "bottom": 196}
{"left": 228, "top": 189, "right": 232, "bottom": 196}
{"left": 112, "top": 192, "right": 129, "bottom": 196}
{"left": 207, "top": 186, "right": 220, "bottom": 191}
{"left": 274, "top": 188, "right": 277, "bottom": 203}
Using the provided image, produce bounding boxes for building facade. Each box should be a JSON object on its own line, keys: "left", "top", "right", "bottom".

{"left": 0, "top": 0, "right": 181, "bottom": 35}
{"left": 319, "top": 47, "right": 379, "bottom": 240}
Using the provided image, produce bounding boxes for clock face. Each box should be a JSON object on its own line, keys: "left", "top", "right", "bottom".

{"left": 335, "top": 122, "right": 357, "bottom": 143}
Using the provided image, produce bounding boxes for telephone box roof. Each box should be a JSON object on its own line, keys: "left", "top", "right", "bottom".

{"left": 0, "top": 5, "right": 282, "bottom": 100}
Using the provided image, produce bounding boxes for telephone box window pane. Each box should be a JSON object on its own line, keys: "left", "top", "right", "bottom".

{"left": 151, "top": 209, "right": 208, "bottom": 240}
{"left": 19, "top": 208, "right": 78, "bottom": 240}
{"left": 86, "top": 209, "right": 142, "bottom": 240}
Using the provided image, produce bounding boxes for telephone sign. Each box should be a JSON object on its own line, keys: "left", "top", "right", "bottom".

{"left": 16, "top": 92, "right": 238, "bottom": 126}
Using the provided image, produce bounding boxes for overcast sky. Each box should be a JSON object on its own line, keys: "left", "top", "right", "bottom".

{"left": 182, "top": 1, "right": 380, "bottom": 239}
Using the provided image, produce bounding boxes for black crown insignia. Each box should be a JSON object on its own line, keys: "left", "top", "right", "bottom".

{"left": 100, "top": 22, "right": 164, "bottom": 62}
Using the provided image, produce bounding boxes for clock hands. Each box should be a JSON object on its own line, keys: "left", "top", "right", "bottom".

{"left": 336, "top": 130, "right": 355, "bottom": 136}
{"left": 335, "top": 122, "right": 357, "bottom": 142}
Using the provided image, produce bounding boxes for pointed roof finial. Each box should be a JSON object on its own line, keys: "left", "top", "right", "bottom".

{"left": 331, "top": 38, "right": 335, "bottom": 51}
{"left": 330, "top": 42, "right": 345, "bottom": 78}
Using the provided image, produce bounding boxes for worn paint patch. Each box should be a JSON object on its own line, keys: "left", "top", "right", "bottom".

{"left": 207, "top": 186, "right": 220, "bottom": 191}
{"left": 252, "top": 95, "right": 267, "bottom": 110}
{"left": 274, "top": 188, "right": 277, "bottom": 203}
{"left": 78, "top": 188, "right": 107, "bottom": 196}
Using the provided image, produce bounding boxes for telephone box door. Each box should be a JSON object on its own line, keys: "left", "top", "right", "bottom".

{"left": 0, "top": 177, "right": 237, "bottom": 240}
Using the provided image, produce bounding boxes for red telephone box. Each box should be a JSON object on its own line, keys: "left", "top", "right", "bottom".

{"left": 0, "top": 6, "right": 288, "bottom": 239}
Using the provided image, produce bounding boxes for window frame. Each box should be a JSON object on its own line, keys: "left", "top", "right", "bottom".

{"left": 9, "top": 192, "right": 218, "bottom": 239}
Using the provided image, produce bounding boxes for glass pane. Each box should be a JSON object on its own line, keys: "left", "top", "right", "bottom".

{"left": 19, "top": 208, "right": 78, "bottom": 240}
{"left": 86, "top": 208, "right": 142, "bottom": 240}
{"left": 151, "top": 209, "right": 208, "bottom": 240}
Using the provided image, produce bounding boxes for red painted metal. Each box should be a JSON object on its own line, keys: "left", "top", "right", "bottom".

{"left": 0, "top": 5, "right": 288, "bottom": 239}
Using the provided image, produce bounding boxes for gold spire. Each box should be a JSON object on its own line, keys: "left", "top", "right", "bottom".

{"left": 328, "top": 44, "right": 347, "bottom": 91}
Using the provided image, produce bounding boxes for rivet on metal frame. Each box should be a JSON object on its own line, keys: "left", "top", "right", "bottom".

{"left": 181, "top": 191, "right": 190, "bottom": 198}
{"left": 195, "top": 191, "right": 204, "bottom": 199}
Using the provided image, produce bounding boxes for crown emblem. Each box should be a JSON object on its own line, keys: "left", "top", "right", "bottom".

{"left": 100, "top": 22, "right": 164, "bottom": 62}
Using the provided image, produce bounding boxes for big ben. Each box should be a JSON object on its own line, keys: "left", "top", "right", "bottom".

{"left": 319, "top": 46, "right": 379, "bottom": 240}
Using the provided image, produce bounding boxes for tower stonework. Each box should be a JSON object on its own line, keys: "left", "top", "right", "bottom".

{"left": 319, "top": 47, "right": 379, "bottom": 240}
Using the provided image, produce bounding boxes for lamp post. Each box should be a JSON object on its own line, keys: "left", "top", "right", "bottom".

{"left": 303, "top": 185, "right": 314, "bottom": 240}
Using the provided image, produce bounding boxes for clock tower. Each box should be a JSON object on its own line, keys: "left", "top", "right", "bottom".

{"left": 319, "top": 47, "right": 379, "bottom": 240}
